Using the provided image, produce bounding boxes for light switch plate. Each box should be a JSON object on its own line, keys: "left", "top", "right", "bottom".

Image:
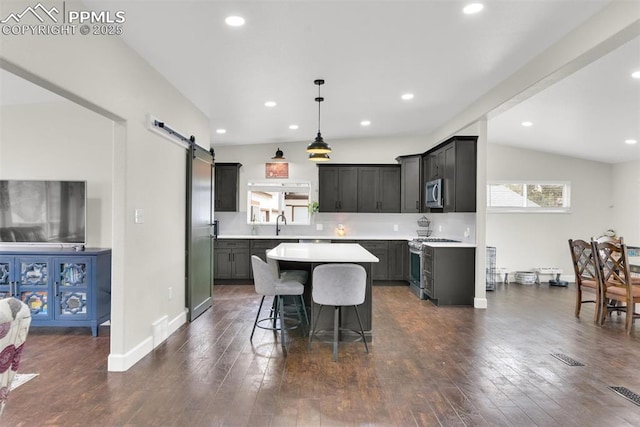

{"left": 316, "top": 223, "right": 323, "bottom": 231}
{"left": 393, "top": 224, "right": 399, "bottom": 231}
{"left": 134, "top": 209, "right": 145, "bottom": 224}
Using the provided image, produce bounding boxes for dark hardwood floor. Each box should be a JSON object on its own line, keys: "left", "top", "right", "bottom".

{"left": 4, "top": 282, "right": 640, "bottom": 426}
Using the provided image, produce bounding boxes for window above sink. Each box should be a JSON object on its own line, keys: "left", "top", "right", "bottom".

{"left": 246, "top": 181, "right": 311, "bottom": 225}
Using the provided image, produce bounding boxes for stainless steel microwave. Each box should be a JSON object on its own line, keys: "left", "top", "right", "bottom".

{"left": 425, "top": 178, "right": 443, "bottom": 208}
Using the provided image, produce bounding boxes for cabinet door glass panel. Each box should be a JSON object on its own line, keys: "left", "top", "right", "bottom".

{"left": 59, "top": 261, "right": 88, "bottom": 287}
{"left": 20, "top": 261, "right": 48, "bottom": 286}
{"left": 60, "top": 291, "right": 87, "bottom": 316}
{"left": 21, "top": 291, "right": 47, "bottom": 316}
{"left": 0, "top": 260, "right": 11, "bottom": 298}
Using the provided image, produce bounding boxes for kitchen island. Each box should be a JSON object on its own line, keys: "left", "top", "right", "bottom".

{"left": 268, "top": 242, "right": 378, "bottom": 340}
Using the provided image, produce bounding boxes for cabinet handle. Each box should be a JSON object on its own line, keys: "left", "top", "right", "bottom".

{"left": 416, "top": 200, "right": 419, "bottom": 209}
{"left": 232, "top": 253, "right": 235, "bottom": 262}
{"left": 228, "top": 253, "right": 231, "bottom": 262}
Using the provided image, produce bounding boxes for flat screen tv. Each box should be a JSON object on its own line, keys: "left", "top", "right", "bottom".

{"left": 0, "top": 180, "right": 86, "bottom": 245}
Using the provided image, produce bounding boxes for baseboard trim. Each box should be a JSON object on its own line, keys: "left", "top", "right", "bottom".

{"left": 474, "top": 297, "right": 488, "bottom": 309}
{"left": 107, "top": 308, "right": 188, "bottom": 372}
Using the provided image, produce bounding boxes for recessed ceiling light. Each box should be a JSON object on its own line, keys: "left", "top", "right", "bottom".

{"left": 625, "top": 139, "right": 637, "bottom": 145}
{"left": 360, "top": 120, "right": 371, "bottom": 127}
{"left": 632, "top": 71, "right": 640, "bottom": 79}
{"left": 521, "top": 121, "right": 533, "bottom": 127}
{"left": 264, "top": 101, "right": 277, "bottom": 108}
{"left": 401, "top": 93, "right": 414, "bottom": 101}
{"left": 216, "top": 129, "right": 227, "bottom": 134}
{"left": 463, "top": 3, "right": 484, "bottom": 14}
{"left": 289, "top": 124, "right": 299, "bottom": 130}
{"left": 225, "top": 16, "right": 245, "bottom": 27}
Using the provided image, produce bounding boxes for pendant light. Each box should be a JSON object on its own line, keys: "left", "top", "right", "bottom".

{"left": 307, "top": 79, "right": 331, "bottom": 161}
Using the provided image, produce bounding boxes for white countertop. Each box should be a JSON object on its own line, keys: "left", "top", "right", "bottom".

{"left": 421, "top": 242, "right": 476, "bottom": 248}
{"left": 218, "top": 234, "right": 477, "bottom": 247}
{"left": 219, "top": 234, "right": 413, "bottom": 241}
{"left": 267, "top": 243, "right": 379, "bottom": 263}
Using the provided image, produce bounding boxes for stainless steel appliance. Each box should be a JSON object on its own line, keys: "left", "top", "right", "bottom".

{"left": 425, "top": 178, "right": 443, "bottom": 208}
{"left": 408, "top": 237, "right": 460, "bottom": 299}
{"left": 408, "top": 240, "right": 424, "bottom": 298}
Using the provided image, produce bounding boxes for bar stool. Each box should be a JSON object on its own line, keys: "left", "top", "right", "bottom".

{"left": 250, "top": 256, "right": 307, "bottom": 356}
{"left": 308, "top": 263, "right": 369, "bottom": 362}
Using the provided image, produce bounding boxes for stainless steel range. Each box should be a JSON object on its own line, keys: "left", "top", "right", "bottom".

{"left": 408, "top": 238, "right": 460, "bottom": 299}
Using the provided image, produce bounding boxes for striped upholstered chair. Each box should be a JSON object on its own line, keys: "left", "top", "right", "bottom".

{"left": 0, "top": 298, "right": 31, "bottom": 417}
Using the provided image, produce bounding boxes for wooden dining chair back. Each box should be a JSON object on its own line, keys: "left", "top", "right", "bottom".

{"left": 568, "top": 239, "right": 600, "bottom": 322}
{"left": 591, "top": 240, "right": 640, "bottom": 334}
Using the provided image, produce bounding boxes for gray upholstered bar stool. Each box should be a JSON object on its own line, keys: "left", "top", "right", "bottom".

{"left": 250, "top": 255, "right": 307, "bottom": 356}
{"left": 308, "top": 263, "right": 369, "bottom": 362}
{"left": 266, "top": 250, "right": 308, "bottom": 284}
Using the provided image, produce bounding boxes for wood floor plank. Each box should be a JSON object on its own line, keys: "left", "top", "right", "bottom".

{"left": 3, "top": 281, "right": 640, "bottom": 426}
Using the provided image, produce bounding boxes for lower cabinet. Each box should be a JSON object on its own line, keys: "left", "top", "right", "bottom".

{"left": 0, "top": 249, "right": 111, "bottom": 336}
{"left": 335, "top": 240, "right": 407, "bottom": 282}
{"left": 388, "top": 241, "right": 407, "bottom": 280}
{"left": 358, "top": 241, "right": 389, "bottom": 280}
{"left": 214, "top": 240, "right": 250, "bottom": 279}
{"left": 423, "top": 246, "right": 475, "bottom": 306}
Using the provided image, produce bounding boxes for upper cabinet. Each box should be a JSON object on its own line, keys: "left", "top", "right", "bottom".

{"left": 423, "top": 136, "right": 477, "bottom": 213}
{"left": 357, "top": 166, "right": 400, "bottom": 213}
{"left": 397, "top": 155, "right": 421, "bottom": 213}
{"left": 318, "top": 166, "right": 359, "bottom": 212}
{"left": 214, "top": 162, "right": 242, "bottom": 212}
{"left": 318, "top": 165, "right": 400, "bottom": 213}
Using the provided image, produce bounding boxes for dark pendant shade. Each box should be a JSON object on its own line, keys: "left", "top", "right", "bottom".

{"left": 306, "top": 133, "right": 331, "bottom": 154}
{"left": 308, "top": 152, "right": 331, "bottom": 162}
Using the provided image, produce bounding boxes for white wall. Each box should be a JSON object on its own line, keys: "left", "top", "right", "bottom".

{"left": 486, "top": 143, "right": 613, "bottom": 279}
{"left": 1, "top": 0, "right": 210, "bottom": 371}
{"left": 612, "top": 160, "right": 640, "bottom": 244}
{"left": 0, "top": 101, "right": 113, "bottom": 247}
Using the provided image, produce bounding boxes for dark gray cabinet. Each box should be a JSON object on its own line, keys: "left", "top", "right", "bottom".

{"left": 423, "top": 245, "right": 475, "bottom": 306}
{"left": 388, "top": 241, "right": 407, "bottom": 281}
{"left": 358, "top": 241, "right": 389, "bottom": 280}
{"left": 397, "top": 155, "right": 421, "bottom": 213}
{"left": 214, "top": 163, "right": 242, "bottom": 212}
{"left": 318, "top": 166, "right": 358, "bottom": 212}
{"left": 319, "top": 165, "right": 400, "bottom": 213}
{"left": 357, "top": 166, "right": 400, "bottom": 213}
{"left": 214, "top": 240, "right": 250, "bottom": 279}
{"left": 422, "top": 136, "right": 476, "bottom": 213}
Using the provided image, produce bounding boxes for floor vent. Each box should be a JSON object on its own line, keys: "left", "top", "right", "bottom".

{"left": 550, "top": 353, "right": 585, "bottom": 366}
{"left": 609, "top": 386, "right": 640, "bottom": 406}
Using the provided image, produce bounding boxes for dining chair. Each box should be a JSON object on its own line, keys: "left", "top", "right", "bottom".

{"left": 308, "top": 263, "right": 369, "bottom": 362}
{"left": 568, "top": 239, "right": 600, "bottom": 322}
{"left": 250, "top": 256, "right": 307, "bottom": 356}
{"left": 592, "top": 240, "right": 640, "bottom": 334}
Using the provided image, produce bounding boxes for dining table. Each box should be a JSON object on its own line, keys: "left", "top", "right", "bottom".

{"left": 267, "top": 242, "right": 379, "bottom": 341}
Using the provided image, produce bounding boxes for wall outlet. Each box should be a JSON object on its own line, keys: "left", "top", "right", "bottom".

{"left": 438, "top": 225, "right": 442, "bottom": 232}
{"left": 168, "top": 286, "right": 173, "bottom": 300}
{"left": 316, "top": 223, "right": 323, "bottom": 231}
{"left": 393, "top": 224, "right": 399, "bottom": 231}
{"left": 464, "top": 227, "right": 470, "bottom": 238}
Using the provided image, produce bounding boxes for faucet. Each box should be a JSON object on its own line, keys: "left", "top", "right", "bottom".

{"left": 276, "top": 214, "right": 287, "bottom": 236}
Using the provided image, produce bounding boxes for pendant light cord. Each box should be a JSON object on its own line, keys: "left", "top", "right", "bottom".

{"left": 317, "top": 83, "right": 321, "bottom": 134}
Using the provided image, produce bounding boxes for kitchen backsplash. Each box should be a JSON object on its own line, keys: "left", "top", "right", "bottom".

{"left": 215, "top": 211, "right": 476, "bottom": 242}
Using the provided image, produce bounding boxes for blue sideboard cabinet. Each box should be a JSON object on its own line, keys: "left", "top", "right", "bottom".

{"left": 0, "top": 248, "right": 111, "bottom": 336}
